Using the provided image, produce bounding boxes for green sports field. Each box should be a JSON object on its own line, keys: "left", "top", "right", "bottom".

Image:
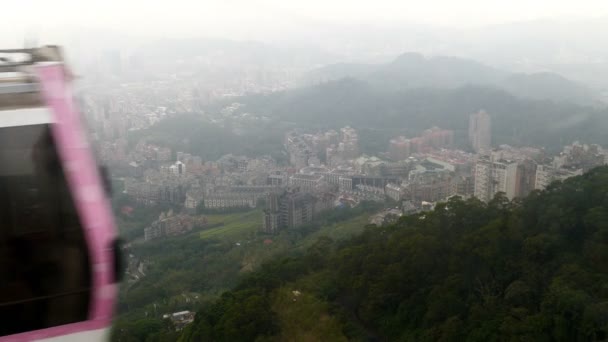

{"left": 199, "top": 208, "right": 263, "bottom": 240}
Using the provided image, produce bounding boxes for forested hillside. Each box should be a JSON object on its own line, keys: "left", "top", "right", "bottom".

{"left": 110, "top": 202, "right": 383, "bottom": 342}
{"left": 127, "top": 114, "right": 286, "bottom": 162}
{"left": 180, "top": 166, "right": 608, "bottom": 341}
{"left": 230, "top": 79, "right": 608, "bottom": 153}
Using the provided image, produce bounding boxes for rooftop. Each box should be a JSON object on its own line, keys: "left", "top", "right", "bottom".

{"left": 291, "top": 173, "right": 324, "bottom": 181}
{"left": 300, "top": 166, "right": 330, "bottom": 175}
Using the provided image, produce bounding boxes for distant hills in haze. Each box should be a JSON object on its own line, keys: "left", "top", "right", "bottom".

{"left": 228, "top": 77, "right": 608, "bottom": 154}
{"left": 302, "top": 52, "right": 599, "bottom": 105}
{"left": 499, "top": 72, "right": 597, "bottom": 105}
{"left": 128, "top": 38, "right": 336, "bottom": 70}
{"left": 112, "top": 37, "right": 607, "bottom": 152}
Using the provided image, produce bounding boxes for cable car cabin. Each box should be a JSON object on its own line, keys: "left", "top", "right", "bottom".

{"left": 0, "top": 47, "right": 121, "bottom": 341}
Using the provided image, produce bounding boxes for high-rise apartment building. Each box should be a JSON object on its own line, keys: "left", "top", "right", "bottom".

{"left": 262, "top": 189, "right": 315, "bottom": 233}
{"left": 421, "top": 127, "right": 454, "bottom": 149}
{"left": 469, "top": 110, "right": 491, "bottom": 153}
{"left": 388, "top": 136, "right": 411, "bottom": 161}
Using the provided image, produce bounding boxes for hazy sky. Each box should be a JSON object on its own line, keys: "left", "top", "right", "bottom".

{"left": 2, "top": 0, "right": 608, "bottom": 44}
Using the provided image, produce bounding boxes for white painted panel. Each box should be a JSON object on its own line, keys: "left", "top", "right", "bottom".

{"left": 0, "top": 107, "right": 53, "bottom": 128}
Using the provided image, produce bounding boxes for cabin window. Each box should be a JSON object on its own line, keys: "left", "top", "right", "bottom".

{"left": 0, "top": 124, "right": 91, "bottom": 336}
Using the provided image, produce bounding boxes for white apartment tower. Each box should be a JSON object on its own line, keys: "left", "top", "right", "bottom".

{"left": 469, "top": 110, "right": 491, "bottom": 153}
{"left": 474, "top": 155, "right": 519, "bottom": 202}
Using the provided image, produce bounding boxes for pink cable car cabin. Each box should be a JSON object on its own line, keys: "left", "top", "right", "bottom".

{"left": 0, "top": 46, "right": 121, "bottom": 341}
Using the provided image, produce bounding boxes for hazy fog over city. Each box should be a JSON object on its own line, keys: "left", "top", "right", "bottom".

{"left": 4, "top": 1, "right": 608, "bottom": 84}
{"left": 3, "top": 1, "right": 608, "bottom": 341}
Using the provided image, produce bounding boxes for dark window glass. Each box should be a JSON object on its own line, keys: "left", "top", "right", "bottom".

{"left": 0, "top": 124, "right": 91, "bottom": 337}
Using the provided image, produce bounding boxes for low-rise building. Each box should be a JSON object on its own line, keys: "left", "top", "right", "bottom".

{"left": 144, "top": 211, "right": 207, "bottom": 241}
{"left": 163, "top": 311, "right": 196, "bottom": 331}
{"left": 339, "top": 176, "right": 353, "bottom": 192}
{"left": 289, "top": 173, "right": 325, "bottom": 192}
{"left": 144, "top": 225, "right": 163, "bottom": 241}
{"left": 125, "top": 178, "right": 189, "bottom": 206}
{"left": 385, "top": 183, "right": 404, "bottom": 202}
{"left": 267, "top": 170, "right": 289, "bottom": 186}
{"left": 406, "top": 161, "right": 455, "bottom": 203}
{"left": 535, "top": 165, "right": 583, "bottom": 190}
{"left": 184, "top": 186, "right": 205, "bottom": 213}
{"left": 262, "top": 189, "right": 316, "bottom": 233}
{"left": 203, "top": 194, "right": 256, "bottom": 210}
{"left": 370, "top": 208, "right": 403, "bottom": 226}
{"left": 454, "top": 175, "right": 475, "bottom": 198}
{"left": 324, "top": 167, "right": 356, "bottom": 186}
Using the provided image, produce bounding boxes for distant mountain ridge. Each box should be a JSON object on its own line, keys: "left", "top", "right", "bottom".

{"left": 301, "top": 52, "right": 598, "bottom": 105}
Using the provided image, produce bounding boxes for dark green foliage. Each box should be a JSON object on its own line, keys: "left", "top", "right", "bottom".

{"left": 179, "top": 290, "right": 277, "bottom": 342}
{"left": 317, "top": 201, "right": 384, "bottom": 226}
{"left": 112, "top": 318, "right": 178, "bottom": 342}
{"left": 181, "top": 167, "right": 608, "bottom": 341}
{"left": 119, "top": 236, "right": 240, "bottom": 311}
{"left": 128, "top": 114, "right": 240, "bottom": 160}
{"left": 111, "top": 200, "right": 381, "bottom": 341}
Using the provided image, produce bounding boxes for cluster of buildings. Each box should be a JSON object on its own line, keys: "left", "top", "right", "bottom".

{"left": 123, "top": 151, "right": 283, "bottom": 210}
{"left": 273, "top": 110, "right": 608, "bottom": 230}
{"left": 83, "top": 93, "right": 176, "bottom": 143}
{"left": 96, "top": 97, "right": 608, "bottom": 237}
{"left": 468, "top": 111, "right": 608, "bottom": 202}
{"left": 284, "top": 126, "right": 360, "bottom": 169}
{"left": 124, "top": 169, "right": 193, "bottom": 206}
{"left": 108, "top": 131, "right": 278, "bottom": 212}
{"left": 387, "top": 126, "right": 454, "bottom": 161}
{"left": 197, "top": 184, "right": 284, "bottom": 212}
{"left": 472, "top": 141, "right": 606, "bottom": 202}
{"left": 143, "top": 210, "right": 209, "bottom": 241}
{"left": 318, "top": 135, "right": 470, "bottom": 205}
